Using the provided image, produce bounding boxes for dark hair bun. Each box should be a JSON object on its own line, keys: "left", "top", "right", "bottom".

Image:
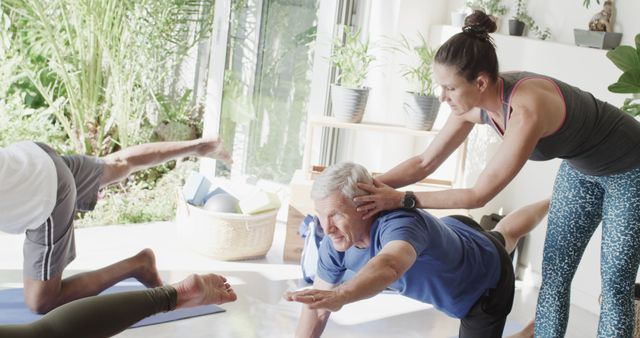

{"left": 462, "top": 10, "right": 497, "bottom": 37}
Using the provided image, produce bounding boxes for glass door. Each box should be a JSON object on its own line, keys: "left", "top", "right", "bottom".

{"left": 206, "top": 0, "right": 319, "bottom": 183}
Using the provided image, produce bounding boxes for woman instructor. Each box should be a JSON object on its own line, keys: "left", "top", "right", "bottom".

{"left": 354, "top": 10, "right": 640, "bottom": 338}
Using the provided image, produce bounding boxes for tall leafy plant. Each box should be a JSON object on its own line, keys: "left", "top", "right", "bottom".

{"left": 465, "top": 0, "right": 507, "bottom": 17}
{"left": 2, "top": 0, "right": 214, "bottom": 155}
{"left": 391, "top": 34, "right": 437, "bottom": 96}
{"left": 606, "top": 33, "right": 640, "bottom": 116}
{"left": 330, "top": 26, "right": 375, "bottom": 88}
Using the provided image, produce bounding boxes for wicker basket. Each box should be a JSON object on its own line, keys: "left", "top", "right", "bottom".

{"left": 176, "top": 191, "right": 277, "bottom": 260}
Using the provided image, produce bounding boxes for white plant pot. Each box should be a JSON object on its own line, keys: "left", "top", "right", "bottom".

{"left": 451, "top": 11, "right": 467, "bottom": 27}
{"left": 403, "top": 92, "right": 441, "bottom": 131}
{"left": 330, "top": 84, "right": 370, "bottom": 123}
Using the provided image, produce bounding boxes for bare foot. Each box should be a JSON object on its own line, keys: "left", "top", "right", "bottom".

{"left": 506, "top": 319, "right": 534, "bottom": 338}
{"left": 173, "top": 274, "right": 237, "bottom": 309}
{"left": 133, "top": 248, "right": 163, "bottom": 288}
{"left": 194, "top": 137, "right": 232, "bottom": 165}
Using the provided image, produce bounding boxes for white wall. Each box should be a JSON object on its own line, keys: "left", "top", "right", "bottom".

{"left": 344, "top": 0, "right": 640, "bottom": 315}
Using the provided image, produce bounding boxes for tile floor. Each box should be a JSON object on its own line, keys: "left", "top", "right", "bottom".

{"left": 0, "top": 221, "right": 598, "bottom": 337}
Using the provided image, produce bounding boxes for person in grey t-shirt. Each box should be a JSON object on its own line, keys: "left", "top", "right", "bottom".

{"left": 1, "top": 137, "right": 231, "bottom": 314}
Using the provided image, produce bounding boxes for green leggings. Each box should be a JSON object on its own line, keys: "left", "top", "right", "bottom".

{"left": 0, "top": 286, "right": 177, "bottom": 338}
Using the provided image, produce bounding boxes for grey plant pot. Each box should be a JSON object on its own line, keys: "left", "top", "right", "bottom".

{"left": 403, "top": 92, "right": 441, "bottom": 131}
{"left": 573, "top": 29, "right": 622, "bottom": 50}
{"left": 331, "top": 84, "right": 370, "bottom": 123}
{"left": 509, "top": 20, "right": 525, "bottom": 36}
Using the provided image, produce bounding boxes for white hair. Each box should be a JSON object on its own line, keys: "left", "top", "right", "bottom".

{"left": 310, "top": 162, "right": 373, "bottom": 202}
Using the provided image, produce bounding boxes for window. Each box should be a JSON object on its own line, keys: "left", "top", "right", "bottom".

{"left": 206, "top": 0, "right": 319, "bottom": 183}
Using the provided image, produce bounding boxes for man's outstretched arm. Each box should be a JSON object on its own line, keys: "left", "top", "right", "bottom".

{"left": 286, "top": 241, "right": 416, "bottom": 310}
{"left": 286, "top": 241, "right": 416, "bottom": 337}
{"left": 100, "top": 137, "right": 231, "bottom": 187}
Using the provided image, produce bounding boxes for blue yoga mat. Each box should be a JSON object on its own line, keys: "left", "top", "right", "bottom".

{"left": 0, "top": 282, "right": 225, "bottom": 328}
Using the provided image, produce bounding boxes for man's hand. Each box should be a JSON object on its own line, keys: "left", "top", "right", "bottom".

{"left": 353, "top": 178, "right": 405, "bottom": 219}
{"left": 284, "top": 288, "right": 346, "bottom": 312}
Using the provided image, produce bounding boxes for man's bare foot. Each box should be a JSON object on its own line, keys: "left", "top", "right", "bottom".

{"left": 506, "top": 319, "right": 534, "bottom": 338}
{"left": 173, "top": 274, "right": 237, "bottom": 309}
{"left": 133, "top": 248, "right": 163, "bottom": 288}
{"left": 194, "top": 137, "right": 232, "bottom": 165}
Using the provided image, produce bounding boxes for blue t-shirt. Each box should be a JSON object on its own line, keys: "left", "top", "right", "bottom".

{"left": 316, "top": 209, "right": 501, "bottom": 318}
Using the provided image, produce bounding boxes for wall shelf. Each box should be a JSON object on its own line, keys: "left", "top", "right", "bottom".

{"left": 429, "top": 25, "right": 624, "bottom": 107}
{"left": 301, "top": 115, "right": 466, "bottom": 189}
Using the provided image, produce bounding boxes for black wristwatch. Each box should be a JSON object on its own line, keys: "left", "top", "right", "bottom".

{"left": 402, "top": 191, "right": 417, "bottom": 209}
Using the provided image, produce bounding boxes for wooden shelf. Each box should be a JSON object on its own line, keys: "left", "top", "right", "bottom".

{"left": 301, "top": 115, "right": 467, "bottom": 189}
{"left": 308, "top": 116, "right": 440, "bottom": 137}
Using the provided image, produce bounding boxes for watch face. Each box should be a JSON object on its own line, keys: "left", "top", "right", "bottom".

{"left": 403, "top": 192, "right": 416, "bottom": 209}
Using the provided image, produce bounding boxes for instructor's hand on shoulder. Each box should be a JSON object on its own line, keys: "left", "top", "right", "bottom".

{"left": 353, "top": 178, "right": 404, "bottom": 219}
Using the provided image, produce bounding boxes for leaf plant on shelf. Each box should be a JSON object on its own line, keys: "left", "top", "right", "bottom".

{"left": 390, "top": 34, "right": 441, "bottom": 131}
{"left": 582, "top": 0, "right": 601, "bottom": 8}
{"left": 509, "top": 0, "right": 551, "bottom": 40}
{"left": 465, "top": 0, "right": 507, "bottom": 22}
{"left": 329, "top": 25, "right": 375, "bottom": 123}
{"left": 606, "top": 33, "right": 640, "bottom": 117}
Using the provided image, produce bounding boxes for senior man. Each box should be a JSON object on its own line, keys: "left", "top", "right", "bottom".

{"left": 285, "top": 161, "right": 548, "bottom": 338}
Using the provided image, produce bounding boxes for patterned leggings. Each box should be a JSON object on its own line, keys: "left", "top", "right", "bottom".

{"left": 535, "top": 161, "right": 640, "bottom": 337}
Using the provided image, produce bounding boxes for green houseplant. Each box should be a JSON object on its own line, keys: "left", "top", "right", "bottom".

{"left": 583, "top": 0, "right": 601, "bottom": 8}
{"left": 509, "top": 0, "right": 551, "bottom": 40}
{"left": 509, "top": 0, "right": 526, "bottom": 36}
{"left": 392, "top": 34, "right": 441, "bottom": 131}
{"left": 465, "top": 0, "right": 507, "bottom": 22}
{"left": 329, "top": 26, "right": 375, "bottom": 123}
{"left": 606, "top": 33, "right": 640, "bottom": 117}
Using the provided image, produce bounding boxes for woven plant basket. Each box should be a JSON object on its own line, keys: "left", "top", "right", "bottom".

{"left": 176, "top": 192, "right": 277, "bottom": 261}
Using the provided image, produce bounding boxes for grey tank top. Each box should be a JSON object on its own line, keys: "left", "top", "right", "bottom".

{"left": 480, "top": 71, "right": 640, "bottom": 176}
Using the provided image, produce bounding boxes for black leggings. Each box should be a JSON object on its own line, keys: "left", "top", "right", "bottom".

{"left": 0, "top": 286, "right": 177, "bottom": 338}
{"left": 448, "top": 215, "right": 516, "bottom": 338}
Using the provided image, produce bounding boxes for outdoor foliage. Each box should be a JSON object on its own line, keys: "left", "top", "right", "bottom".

{"left": 0, "top": 0, "right": 216, "bottom": 225}
{"left": 76, "top": 160, "right": 199, "bottom": 227}
{"left": 1, "top": 0, "right": 214, "bottom": 156}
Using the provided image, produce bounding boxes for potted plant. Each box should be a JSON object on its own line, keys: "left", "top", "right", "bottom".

{"left": 465, "top": 0, "right": 507, "bottom": 25}
{"left": 450, "top": 5, "right": 469, "bottom": 28}
{"left": 606, "top": 33, "right": 640, "bottom": 119}
{"left": 508, "top": 0, "right": 552, "bottom": 40}
{"left": 329, "top": 26, "right": 375, "bottom": 123}
{"left": 509, "top": 0, "right": 526, "bottom": 36}
{"left": 582, "top": 0, "right": 601, "bottom": 8}
{"left": 392, "top": 34, "right": 441, "bottom": 131}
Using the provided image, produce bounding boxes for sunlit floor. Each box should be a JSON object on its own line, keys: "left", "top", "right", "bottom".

{"left": 0, "top": 221, "right": 598, "bottom": 338}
